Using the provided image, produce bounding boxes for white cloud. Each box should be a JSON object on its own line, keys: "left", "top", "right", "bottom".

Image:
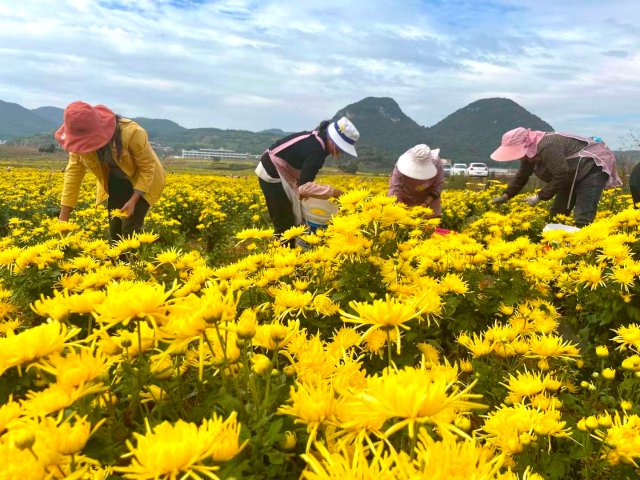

{"left": 0, "top": 0, "right": 638, "bottom": 147}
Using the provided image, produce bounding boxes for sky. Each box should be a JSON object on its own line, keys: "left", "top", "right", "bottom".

{"left": 1, "top": 0, "right": 639, "bottom": 148}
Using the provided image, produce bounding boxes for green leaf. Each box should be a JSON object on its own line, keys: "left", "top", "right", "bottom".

{"left": 263, "top": 417, "right": 284, "bottom": 445}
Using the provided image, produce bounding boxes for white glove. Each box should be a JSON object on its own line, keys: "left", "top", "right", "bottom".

{"left": 524, "top": 194, "right": 540, "bottom": 207}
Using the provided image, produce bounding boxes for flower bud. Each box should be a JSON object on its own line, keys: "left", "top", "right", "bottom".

{"left": 236, "top": 309, "right": 257, "bottom": 339}
{"left": 602, "top": 368, "right": 616, "bottom": 380}
{"left": 459, "top": 360, "right": 473, "bottom": 373}
{"left": 585, "top": 416, "right": 599, "bottom": 430}
{"left": 280, "top": 431, "right": 297, "bottom": 451}
{"left": 454, "top": 416, "right": 471, "bottom": 431}
{"left": 12, "top": 431, "right": 35, "bottom": 450}
{"left": 598, "top": 415, "right": 613, "bottom": 428}
{"left": 251, "top": 354, "right": 271, "bottom": 375}
{"left": 595, "top": 345, "right": 609, "bottom": 358}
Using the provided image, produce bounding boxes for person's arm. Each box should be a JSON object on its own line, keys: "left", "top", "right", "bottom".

{"left": 59, "top": 153, "right": 87, "bottom": 221}
{"left": 388, "top": 165, "right": 403, "bottom": 198}
{"left": 504, "top": 160, "right": 535, "bottom": 198}
{"left": 424, "top": 162, "right": 445, "bottom": 204}
{"left": 536, "top": 143, "right": 572, "bottom": 201}
{"left": 128, "top": 127, "right": 157, "bottom": 198}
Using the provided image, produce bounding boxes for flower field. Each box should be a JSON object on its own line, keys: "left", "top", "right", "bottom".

{"left": 0, "top": 163, "right": 639, "bottom": 479}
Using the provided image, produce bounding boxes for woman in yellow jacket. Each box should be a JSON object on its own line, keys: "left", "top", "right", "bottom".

{"left": 55, "top": 101, "right": 165, "bottom": 240}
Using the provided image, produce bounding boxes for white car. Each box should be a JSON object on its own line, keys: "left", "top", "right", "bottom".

{"left": 467, "top": 162, "right": 489, "bottom": 177}
{"left": 451, "top": 163, "right": 468, "bottom": 176}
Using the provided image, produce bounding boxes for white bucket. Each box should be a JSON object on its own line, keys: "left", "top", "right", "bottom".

{"left": 301, "top": 198, "right": 339, "bottom": 232}
{"left": 542, "top": 223, "right": 580, "bottom": 233}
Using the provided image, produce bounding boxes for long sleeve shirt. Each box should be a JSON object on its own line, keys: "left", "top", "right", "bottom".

{"left": 260, "top": 131, "right": 329, "bottom": 185}
{"left": 388, "top": 162, "right": 444, "bottom": 215}
{"left": 505, "top": 133, "right": 596, "bottom": 201}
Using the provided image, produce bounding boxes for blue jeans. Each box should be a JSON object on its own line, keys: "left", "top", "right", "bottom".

{"left": 550, "top": 167, "right": 609, "bottom": 227}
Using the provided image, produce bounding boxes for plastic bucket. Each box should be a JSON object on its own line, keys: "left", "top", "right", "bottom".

{"left": 301, "top": 198, "right": 339, "bottom": 232}
{"left": 542, "top": 223, "right": 580, "bottom": 233}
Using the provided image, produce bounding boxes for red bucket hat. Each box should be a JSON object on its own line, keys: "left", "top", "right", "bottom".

{"left": 55, "top": 101, "right": 116, "bottom": 153}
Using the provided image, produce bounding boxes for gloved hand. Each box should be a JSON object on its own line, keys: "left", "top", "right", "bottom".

{"left": 490, "top": 194, "right": 509, "bottom": 205}
{"left": 524, "top": 194, "right": 540, "bottom": 207}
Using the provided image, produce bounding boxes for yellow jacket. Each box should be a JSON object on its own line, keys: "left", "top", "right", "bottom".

{"left": 61, "top": 119, "right": 166, "bottom": 208}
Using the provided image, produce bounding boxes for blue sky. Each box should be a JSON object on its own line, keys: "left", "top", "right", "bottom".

{"left": 1, "top": 0, "right": 639, "bottom": 148}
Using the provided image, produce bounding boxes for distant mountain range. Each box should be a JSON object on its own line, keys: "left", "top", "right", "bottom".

{"left": 332, "top": 97, "right": 553, "bottom": 167}
{"left": 2, "top": 96, "right": 629, "bottom": 168}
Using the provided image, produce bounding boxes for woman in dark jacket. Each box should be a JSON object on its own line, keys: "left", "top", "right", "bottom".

{"left": 255, "top": 116, "right": 359, "bottom": 236}
{"left": 490, "top": 127, "right": 621, "bottom": 227}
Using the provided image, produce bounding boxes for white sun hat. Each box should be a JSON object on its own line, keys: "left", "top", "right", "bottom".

{"left": 327, "top": 116, "right": 359, "bottom": 157}
{"left": 396, "top": 144, "right": 440, "bottom": 180}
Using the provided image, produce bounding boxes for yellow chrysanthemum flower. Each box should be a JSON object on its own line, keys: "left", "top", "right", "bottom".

{"left": 115, "top": 413, "right": 246, "bottom": 479}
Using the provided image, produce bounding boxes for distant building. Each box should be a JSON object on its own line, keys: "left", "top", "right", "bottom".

{"left": 0, "top": 140, "right": 6, "bottom": 145}
{"left": 180, "top": 148, "right": 259, "bottom": 160}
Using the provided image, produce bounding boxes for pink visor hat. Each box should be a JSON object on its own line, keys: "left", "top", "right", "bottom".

{"left": 490, "top": 127, "right": 530, "bottom": 161}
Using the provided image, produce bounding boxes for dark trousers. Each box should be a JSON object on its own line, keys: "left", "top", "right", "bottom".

{"left": 259, "top": 178, "right": 295, "bottom": 235}
{"left": 550, "top": 167, "right": 609, "bottom": 227}
{"left": 630, "top": 163, "right": 640, "bottom": 208}
{"left": 108, "top": 174, "right": 150, "bottom": 241}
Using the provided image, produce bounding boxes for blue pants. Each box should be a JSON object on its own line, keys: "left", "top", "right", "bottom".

{"left": 550, "top": 166, "right": 609, "bottom": 227}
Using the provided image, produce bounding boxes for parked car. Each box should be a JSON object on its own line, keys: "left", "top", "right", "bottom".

{"left": 451, "top": 163, "right": 468, "bottom": 176}
{"left": 467, "top": 162, "right": 489, "bottom": 177}
{"left": 443, "top": 165, "right": 452, "bottom": 177}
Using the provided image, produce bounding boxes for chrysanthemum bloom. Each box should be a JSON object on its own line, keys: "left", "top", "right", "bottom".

{"left": 21, "top": 382, "right": 106, "bottom": 417}
{"left": 94, "top": 281, "right": 172, "bottom": 329}
{"left": 404, "top": 429, "right": 505, "bottom": 478}
{"left": 253, "top": 322, "right": 298, "bottom": 351}
{"left": 613, "top": 324, "right": 640, "bottom": 352}
{"left": 235, "top": 227, "right": 274, "bottom": 242}
{"left": 134, "top": 232, "right": 159, "bottom": 244}
{"left": 301, "top": 440, "right": 397, "bottom": 480}
{"left": 481, "top": 404, "right": 570, "bottom": 456}
{"left": 417, "top": 342, "right": 440, "bottom": 364}
{"left": 30, "top": 292, "right": 71, "bottom": 321}
{"left": 621, "top": 355, "right": 640, "bottom": 372}
{"left": 526, "top": 334, "right": 580, "bottom": 361}
{"left": 339, "top": 364, "right": 485, "bottom": 440}
{"left": 340, "top": 294, "right": 434, "bottom": 354}
{"left": 0, "top": 321, "right": 80, "bottom": 375}
{"left": 312, "top": 294, "right": 340, "bottom": 316}
{"left": 592, "top": 412, "right": 640, "bottom": 466}
{"left": 278, "top": 382, "right": 340, "bottom": 451}
{"left": 576, "top": 263, "right": 606, "bottom": 290}
{"left": 115, "top": 413, "right": 246, "bottom": 479}
{"left": 502, "top": 370, "right": 557, "bottom": 399}
{"left": 53, "top": 415, "right": 99, "bottom": 455}
{"left": 458, "top": 332, "right": 493, "bottom": 357}
{"left": 38, "top": 347, "right": 111, "bottom": 388}
{"left": 364, "top": 329, "right": 397, "bottom": 357}
{"left": 608, "top": 265, "right": 636, "bottom": 291}
{"left": 0, "top": 397, "right": 21, "bottom": 433}
{"left": 337, "top": 188, "right": 371, "bottom": 212}
{"left": 438, "top": 273, "right": 469, "bottom": 295}
{"left": 269, "top": 284, "right": 314, "bottom": 320}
